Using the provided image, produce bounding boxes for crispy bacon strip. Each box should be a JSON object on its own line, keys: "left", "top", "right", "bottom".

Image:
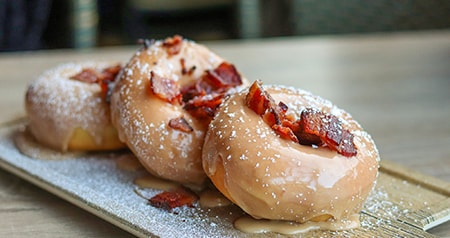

{"left": 71, "top": 68, "right": 98, "bottom": 83}
{"left": 99, "top": 65, "right": 122, "bottom": 100}
{"left": 162, "top": 35, "right": 183, "bottom": 55}
{"left": 245, "top": 81, "right": 357, "bottom": 157}
{"left": 273, "top": 124, "right": 299, "bottom": 143}
{"left": 149, "top": 42, "right": 243, "bottom": 123}
{"left": 71, "top": 65, "right": 121, "bottom": 84}
{"left": 245, "top": 80, "right": 274, "bottom": 116}
{"left": 337, "top": 130, "right": 357, "bottom": 157}
{"left": 202, "top": 62, "right": 243, "bottom": 90}
{"left": 298, "top": 108, "right": 357, "bottom": 157}
{"left": 179, "top": 62, "right": 243, "bottom": 121}
{"left": 149, "top": 187, "right": 198, "bottom": 211}
{"left": 168, "top": 117, "right": 193, "bottom": 132}
{"left": 71, "top": 65, "right": 122, "bottom": 100}
{"left": 180, "top": 58, "right": 196, "bottom": 76}
{"left": 149, "top": 71, "right": 181, "bottom": 104}
{"left": 101, "top": 64, "right": 122, "bottom": 81}
{"left": 181, "top": 62, "right": 242, "bottom": 100}
{"left": 183, "top": 93, "right": 224, "bottom": 120}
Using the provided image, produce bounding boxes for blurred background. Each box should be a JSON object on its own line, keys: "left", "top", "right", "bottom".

{"left": 0, "top": 0, "right": 449, "bottom": 52}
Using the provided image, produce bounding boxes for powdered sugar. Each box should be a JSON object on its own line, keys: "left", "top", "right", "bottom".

{"left": 25, "top": 61, "right": 121, "bottom": 151}
{"left": 110, "top": 38, "right": 248, "bottom": 185}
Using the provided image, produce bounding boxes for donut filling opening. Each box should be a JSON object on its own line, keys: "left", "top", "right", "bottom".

{"left": 245, "top": 81, "right": 357, "bottom": 157}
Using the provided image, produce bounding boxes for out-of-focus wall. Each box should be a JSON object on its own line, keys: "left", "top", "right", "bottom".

{"left": 292, "top": 0, "right": 450, "bottom": 35}
{"left": 1, "top": 0, "right": 449, "bottom": 51}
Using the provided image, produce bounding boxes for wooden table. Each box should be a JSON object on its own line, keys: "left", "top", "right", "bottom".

{"left": 0, "top": 30, "right": 449, "bottom": 237}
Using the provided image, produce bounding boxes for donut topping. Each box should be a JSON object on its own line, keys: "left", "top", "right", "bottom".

{"left": 70, "top": 64, "right": 122, "bottom": 99}
{"left": 299, "top": 108, "right": 357, "bottom": 157}
{"left": 181, "top": 62, "right": 243, "bottom": 120}
{"left": 168, "top": 117, "right": 194, "bottom": 132}
{"left": 149, "top": 71, "right": 181, "bottom": 104}
{"left": 180, "top": 58, "right": 196, "bottom": 76}
{"left": 202, "top": 61, "right": 243, "bottom": 89}
{"left": 71, "top": 68, "right": 98, "bottom": 83}
{"left": 71, "top": 64, "right": 121, "bottom": 84}
{"left": 183, "top": 93, "right": 224, "bottom": 119}
{"left": 162, "top": 35, "right": 183, "bottom": 55}
{"left": 149, "top": 187, "right": 198, "bottom": 211}
{"left": 148, "top": 61, "right": 243, "bottom": 126}
{"left": 246, "top": 81, "right": 357, "bottom": 157}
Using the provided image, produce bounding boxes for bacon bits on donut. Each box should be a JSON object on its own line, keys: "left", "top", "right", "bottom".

{"left": 25, "top": 62, "right": 125, "bottom": 152}
{"left": 202, "top": 81, "right": 379, "bottom": 223}
{"left": 110, "top": 35, "right": 247, "bottom": 185}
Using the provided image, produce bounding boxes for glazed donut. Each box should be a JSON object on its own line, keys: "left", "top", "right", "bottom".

{"left": 25, "top": 61, "right": 125, "bottom": 152}
{"left": 110, "top": 35, "right": 247, "bottom": 186}
{"left": 202, "top": 81, "right": 379, "bottom": 223}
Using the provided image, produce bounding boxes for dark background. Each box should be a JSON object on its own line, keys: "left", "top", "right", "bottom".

{"left": 1, "top": 0, "right": 449, "bottom": 52}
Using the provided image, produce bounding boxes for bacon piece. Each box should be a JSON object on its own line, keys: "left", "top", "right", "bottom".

{"left": 245, "top": 81, "right": 274, "bottom": 116}
{"left": 180, "top": 62, "right": 242, "bottom": 102}
{"left": 277, "top": 101, "right": 288, "bottom": 114}
{"left": 202, "top": 62, "right": 242, "bottom": 91}
{"left": 149, "top": 187, "right": 198, "bottom": 211}
{"left": 71, "top": 65, "right": 121, "bottom": 84}
{"left": 180, "top": 82, "right": 205, "bottom": 103}
{"left": 298, "top": 108, "right": 332, "bottom": 142}
{"left": 71, "top": 65, "right": 122, "bottom": 100}
{"left": 184, "top": 94, "right": 224, "bottom": 120}
{"left": 272, "top": 124, "right": 299, "bottom": 143}
{"left": 245, "top": 81, "right": 357, "bottom": 157}
{"left": 180, "top": 58, "right": 187, "bottom": 75}
{"left": 98, "top": 65, "right": 122, "bottom": 100}
{"left": 297, "top": 108, "right": 357, "bottom": 156}
{"left": 150, "top": 60, "right": 243, "bottom": 121}
{"left": 162, "top": 35, "right": 183, "bottom": 55}
{"left": 213, "top": 62, "right": 242, "bottom": 86}
{"left": 149, "top": 71, "right": 181, "bottom": 104}
{"left": 178, "top": 62, "right": 243, "bottom": 121}
{"left": 262, "top": 107, "right": 280, "bottom": 127}
{"left": 168, "top": 117, "right": 193, "bottom": 132}
{"left": 180, "top": 58, "right": 196, "bottom": 76}
{"left": 100, "top": 64, "right": 122, "bottom": 82}
{"left": 71, "top": 68, "right": 98, "bottom": 83}
{"left": 337, "top": 130, "right": 357, "bottom": 157}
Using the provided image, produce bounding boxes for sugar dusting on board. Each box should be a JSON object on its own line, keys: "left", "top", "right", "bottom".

{"left": 0, "top": 122, "right": 444, "bottom": 237}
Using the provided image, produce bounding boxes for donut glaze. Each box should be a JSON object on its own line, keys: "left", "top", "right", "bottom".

{"left": 202, "top": 85, "right": 379, "bottom": 223}
{"left": 110, "top": 37, "right": 246, "bottom": 185}
{"left": 25, "top": 62, "right": 125, "bottom": 152}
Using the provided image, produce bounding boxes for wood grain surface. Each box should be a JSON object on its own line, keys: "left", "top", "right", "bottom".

{"left": 0, "top": 30, "right": 449, "bottom": 237}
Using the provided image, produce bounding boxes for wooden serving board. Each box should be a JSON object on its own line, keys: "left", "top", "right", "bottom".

{"left": 0, "top": 119, "right": 448, "bottom": 237}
